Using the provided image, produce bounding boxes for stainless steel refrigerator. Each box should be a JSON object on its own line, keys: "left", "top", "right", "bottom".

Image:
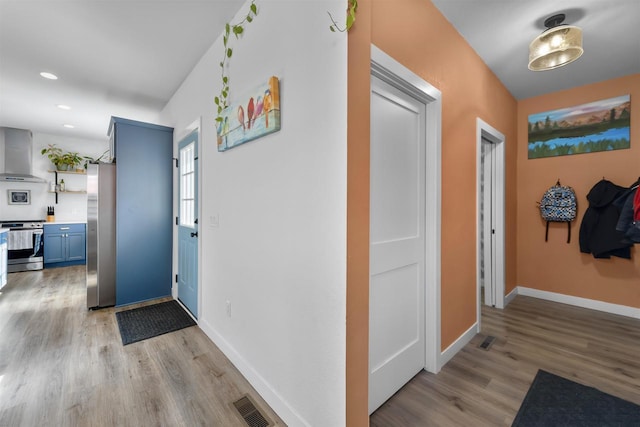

{"left": 86, "top": 162, "right": 116, "bottom": 308}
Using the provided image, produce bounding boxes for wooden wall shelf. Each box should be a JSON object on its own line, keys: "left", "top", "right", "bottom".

{"left": 48, "top": 170, "right": 87, "bottom": 203}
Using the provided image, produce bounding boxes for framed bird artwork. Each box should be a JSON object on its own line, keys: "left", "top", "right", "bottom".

{"left": 216, "top": 76, "right": 281, "bottom": 152}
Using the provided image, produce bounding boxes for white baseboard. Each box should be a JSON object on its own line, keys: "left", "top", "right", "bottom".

{"left": 516, "top": 286, "right": 640, "bottom": 320}
{"left": 504, "top": 287, "right": 518, "bottom": 306}
{"left": 438, "top": 322, "right": 477, "bottom": 370}
{"left": 198, "top": 318, "right": 309, "bottom": 427}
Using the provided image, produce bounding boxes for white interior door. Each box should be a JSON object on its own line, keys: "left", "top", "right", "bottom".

{"left": 481, "top": 137, "right": 497, "bottom": 306}
{"left": 476, "top": 118, "right": 506, "bottom": 317}
{"left": 369, "top": 74, "right": 426, "bottom": 414}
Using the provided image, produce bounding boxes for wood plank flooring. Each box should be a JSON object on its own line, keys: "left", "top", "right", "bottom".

{"left": 371, "top": 295, "right": 640, "bottom": 426}
{"left": 5, "top": 266, "right": 639, "bottom": 426}
{"left": 0, "top": 266, "right": 284, "bottom": 427}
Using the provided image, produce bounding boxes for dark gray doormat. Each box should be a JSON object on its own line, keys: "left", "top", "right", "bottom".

{"left": 512, "top": 369, "right": 640, "bottom": 426}
{"left": 115, "top": 300, "right": 196, "bottom": 345}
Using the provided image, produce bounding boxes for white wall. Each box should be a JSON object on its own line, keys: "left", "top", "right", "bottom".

{"left": 0, "top": 132, "right": 108, "bottom": 222}
{"left": 160, "top": 1, "right": 347, "bottom": 425}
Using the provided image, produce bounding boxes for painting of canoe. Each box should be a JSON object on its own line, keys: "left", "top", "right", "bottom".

{"left": 528, "top": 95, "right": 630, "bottom": 159}
{"left": 217, "top": 76, "right": 281, "bottom": 152}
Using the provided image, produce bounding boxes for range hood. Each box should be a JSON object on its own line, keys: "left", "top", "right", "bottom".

{"left": 0, "top": 127, "right": 46, "bottom": 183}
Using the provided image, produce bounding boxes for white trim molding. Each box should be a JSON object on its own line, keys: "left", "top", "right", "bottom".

{"left": 504, "top": 287, "right": 518, "bottom": 306}
{"left": 199, "top": 319, "right": 309, "bottom": 427}
{"left": 475, "top": 118, "right": 506, "bottom": 334}
{"left": 516, "top": 287, "right": 640, "bottom": 320}
{"left": 439, "top": 322, "right": 477, "bottom": 370}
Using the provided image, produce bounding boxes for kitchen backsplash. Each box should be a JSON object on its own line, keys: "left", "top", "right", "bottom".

{"left": 0, "top": 132, "right": 108, "bottom": 222}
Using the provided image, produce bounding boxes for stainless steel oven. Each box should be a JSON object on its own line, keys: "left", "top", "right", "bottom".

{"left": 0, "top": 220, "right": 45, "bottom": 272}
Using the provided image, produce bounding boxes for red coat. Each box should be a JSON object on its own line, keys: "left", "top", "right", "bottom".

{"left": 634, "top": 186, "right": 640, "bottom": 221}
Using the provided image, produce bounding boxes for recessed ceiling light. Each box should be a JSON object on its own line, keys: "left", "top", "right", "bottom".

{"left": 57, "top": 104, "right": 71, "bottom": 110}
{"left": 63, "top": 124, "right": 75, "bottom": 129}
{"left": 40, "top": 72, "right": 58, "bottom": 80}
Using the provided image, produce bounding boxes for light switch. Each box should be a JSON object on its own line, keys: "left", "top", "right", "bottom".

{"left": 210, "top": 214, "right": 219, "bottom": 228}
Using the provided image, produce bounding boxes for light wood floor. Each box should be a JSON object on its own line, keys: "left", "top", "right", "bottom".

{"left": 5, "top": 267, "right": 639, "bottom": 427}
{"left": 0, "top": 266, "right": 284, "bottom": 427}
{"left": 371, "top": 295, "right": 640, "bottom": 426}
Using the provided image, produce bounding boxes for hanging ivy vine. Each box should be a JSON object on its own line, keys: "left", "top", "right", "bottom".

{"left": 328, "top": 0, "right": 358, "bottom": 32}
{"left": 214, "top": 0, "right": 356, "bottom": 125}
{"left": 215, "top": 1, "right": 258, "bottom": 124}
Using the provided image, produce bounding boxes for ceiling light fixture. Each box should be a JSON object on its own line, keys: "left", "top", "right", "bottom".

{"left": 528, "top": 14, "right": 583, "bottom": 71}
{"left": 63, "top": 124, "right": 75, "bottom": 129}
{"left": 57, "top": 104, "right": 71, "bottom": 110}
{"left": 40, "top": 72, "right": 58, "bottom": 80}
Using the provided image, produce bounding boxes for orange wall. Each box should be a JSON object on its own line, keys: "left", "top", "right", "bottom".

{"left": 346, "top": 0, "right": 372, "bottom": 425}
{"left": 367, "top": 0, "right": 519, "bottom": 350}
{"left": 517, "top": 74, "right": 640, "bottom": 305}
{"left": 347, "top": 0, "right": 517, "bottom": 425}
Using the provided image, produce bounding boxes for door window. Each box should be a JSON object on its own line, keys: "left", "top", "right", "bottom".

{"left": 180, "top": 142, "right": 196, "bottom": 227}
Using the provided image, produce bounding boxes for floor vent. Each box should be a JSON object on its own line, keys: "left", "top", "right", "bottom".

{"left": 479, "top": 335, "right": 496, "bottom": 350}
{"left": 232, "top": 395, "right": 272, "bottom": 427}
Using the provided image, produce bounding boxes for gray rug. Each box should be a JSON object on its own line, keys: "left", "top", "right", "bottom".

{"left": 115, "top": 300, "right": 196, "bottom": 345}
{"left": 512, "top": 370, "right": 640, "bottom": 426}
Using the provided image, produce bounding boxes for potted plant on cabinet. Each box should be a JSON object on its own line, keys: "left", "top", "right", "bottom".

{"left": 82, "top": 149, "right": 110, "bottom": 169}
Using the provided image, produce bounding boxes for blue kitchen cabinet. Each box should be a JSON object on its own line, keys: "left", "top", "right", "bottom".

{"left": 44, "top": 223, "right": 86, "bottom": 267}
{"left": 44, "top": 232, "right": 65, "bottom": 263}
{"left": 109, "top": 117, "right": 173, "bottom": 306}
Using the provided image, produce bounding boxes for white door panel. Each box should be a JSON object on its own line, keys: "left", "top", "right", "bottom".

{"left": 370, "top": 89, "right": 420, "bottom": 244}
{"left": 482, "top": 138, "right": 496, "bottom": 306}
{"left": 477, "top": 119, "right": 506, "bottom": 314}
{"left": 369, "top": 74, "right": 426, "bottom": 414}
{"left": 370, "top": 264, "right": 421, "bottom": 372}
{"left": 370, "top": 238, "right": 419, "bottom": 276}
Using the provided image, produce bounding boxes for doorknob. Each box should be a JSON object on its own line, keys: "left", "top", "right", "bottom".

{"left": 190, "top": 232, "right": 198, "bottom": 238}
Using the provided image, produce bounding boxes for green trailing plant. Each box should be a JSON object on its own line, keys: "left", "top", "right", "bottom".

{"left": 41, "top": 144, "right": 82, "bottom": 170}
{"left": 42, "top": 144, "right": 105, "bottom": 171}
{"left": 214, "top": 0, "right": 258, "bottom": 124}
{"left": 82, "top": 149, "right": 110, "bottom": 169}
{"left": 328, "top": 0, "right": 358, "bottom": 32}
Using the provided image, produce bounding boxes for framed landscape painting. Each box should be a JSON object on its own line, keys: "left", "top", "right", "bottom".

{"left": 528, "top": 95, "right": 630, "bottom": 159}
{"left": 217, "top": 76, "right": 281, "bottom": 152}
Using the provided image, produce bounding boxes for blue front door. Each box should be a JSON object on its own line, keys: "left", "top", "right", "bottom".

{"left": 178, "top": 131, "right": 198, "bottom": 317}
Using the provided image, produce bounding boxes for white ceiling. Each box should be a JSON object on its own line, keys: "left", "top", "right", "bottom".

{"left": 1, "top": 1, "right": 639, "bottom": 142}
{"left": 431, "top": 0, "right": 640, "bottom": 100}
{"left": 0, "top": 0, "right": 244, "bottom": 141}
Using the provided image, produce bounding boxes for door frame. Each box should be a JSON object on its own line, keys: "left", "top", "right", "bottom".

{"left": 174, "top": 119, "right": 202, "bottom": 320}
{"left": 371, "top": 45, "right": 442, "bottom": 373}
{"left": 475, "top": 118, "right": 505, "bottom": 330}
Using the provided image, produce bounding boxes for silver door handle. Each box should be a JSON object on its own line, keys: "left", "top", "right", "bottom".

{"left": 60, "top": 227, "right": 70, "bottom": 230}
